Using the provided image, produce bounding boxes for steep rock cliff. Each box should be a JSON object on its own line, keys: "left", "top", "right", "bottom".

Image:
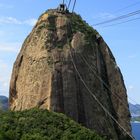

{"left": 9, "top": 9, "right": 132, "bottom": 140}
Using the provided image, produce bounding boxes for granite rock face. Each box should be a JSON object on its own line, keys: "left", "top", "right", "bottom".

{"left": 9, "top": 9, "right": 132, "bottom": 140}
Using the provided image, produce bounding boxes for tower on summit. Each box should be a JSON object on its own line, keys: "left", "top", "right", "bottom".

{"left": 57, "top": 0, "right": 69, "bottom": 13}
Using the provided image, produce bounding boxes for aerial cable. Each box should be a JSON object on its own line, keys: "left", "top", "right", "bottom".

{"left": 68, "top": 21, "right": 140, "bottom": 111}
{"left": 78, "top": 53, "right": 129, "bottom": 110}
{"left": 93, "top": 9, "right": 140, "bottom": 26}
{"left": 69, "top": 48, "right": 134, "bottom": 140}
{"left": 92, "top": 9, "right": 140, "bottom": 26}
{"left": 68, "top": 0, "right": 72, "bottom": 9}
{"left": 114, "top": 1, "right": 140, "bottom": 13}
{"left": 128, "top": 96, "right": 140, "bottom": 107}
{"left": 92, "top": 1, "right": 140, "bottom": 22}
{"left": 63, "top": 0, "right": 65, "bottom": 5}
{"left": 76, "top": 50, "right": 129, "bottom": 113}
{"left": 65, "top": 0, "right": 67, "bottom": 6}
{"left": 103, "top": 17, "right": 140, "bottom": 27}
{"left": 77, "top": 49, "right": 140, "bottom": 112}
{"left": 72, "top": 0, "right": 76, "bottom": 13}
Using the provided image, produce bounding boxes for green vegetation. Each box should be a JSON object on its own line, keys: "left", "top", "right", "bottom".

{"left": 47, "top": 55, "right": 54, "bottom": 68}
{"left": 46, "top": 24, "right": 56, "bottom": 31}
{"left": 47, "top": 15, "right": 57, "bottom": 31}
{"left": 38, "top": 23, "right": 46, "bottom": 30}
{"left": 0, "top": 108, "right": 105, "bottom": 140}
{"left": 131, "top": 116, "right": 140, "bottom": 122}
{"left": 37, "top": 14, "right": 57, "bottom": 33}
{"left": 70, "top": 13, "right": 98, "bottom": 46}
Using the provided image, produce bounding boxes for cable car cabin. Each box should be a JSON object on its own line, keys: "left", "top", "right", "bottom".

{"left": 57, "top": 4, "right": 69, "bottom": 13}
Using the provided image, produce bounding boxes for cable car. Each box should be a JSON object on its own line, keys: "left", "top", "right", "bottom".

{"left": 57, "top": 4, "right": 69, "bottom": 13}
{"left": 57, "top": 0, "right": 69, "bottom": 13}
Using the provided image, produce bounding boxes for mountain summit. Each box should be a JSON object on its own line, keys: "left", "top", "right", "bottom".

{"left": 9, "top": 9, "right": 132, "bottom": 140}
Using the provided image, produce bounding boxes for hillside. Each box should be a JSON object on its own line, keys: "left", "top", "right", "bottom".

{"left": 129, "top": 103, "right": 140, "bottom": 117}
{"left": 129, "top": 103, "right": 140, "bottom": 122}
{"left": 132, "top": 116, "right": 140, "bottom": 122}
{"left": 0, "top": 108, "right": 105, "bottom": 140}
{"left": 0, "top": 96, "right": 8, "bottom": 111}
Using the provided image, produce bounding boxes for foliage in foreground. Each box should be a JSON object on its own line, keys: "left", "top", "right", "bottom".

{"left": 0, "top": 108, "right": 105, "bottom": 140}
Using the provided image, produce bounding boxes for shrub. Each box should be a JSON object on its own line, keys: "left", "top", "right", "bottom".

{"left": 0, "top": 108, "right": 105, "bottom": 140}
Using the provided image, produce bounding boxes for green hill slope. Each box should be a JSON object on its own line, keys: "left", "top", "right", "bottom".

{"left": 0, "top": 109, "right": 105, "bottom": 140}
{"left": 129, "top": 103, "right": 140, "bottom": 116}
{"left": 132, "top": 116, "right": 140, "bottom": 122}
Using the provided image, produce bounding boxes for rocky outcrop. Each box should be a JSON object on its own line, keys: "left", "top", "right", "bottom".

{"left": 9, "top": 9, "right": 133, "bottom": 140}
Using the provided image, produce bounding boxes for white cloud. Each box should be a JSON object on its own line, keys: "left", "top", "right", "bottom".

{"left": 0, "top": 42, "right": 22, "bottom": 96}
{"left": 0, "top": 79, "right": 9, "bottom": 96}
{"left": 93, "top": 12, "right": 116, "bottom": 20}
{"left": 24, "top": 18, "right": 38, "bottom": 26}
{"left": 0, "top": 78, "right": 9, "bottom": 90}
{"left": 128, "top": 85, "right": 134, "bottom": 91}
{"left": 0, "top": 60, "right": 10, "bottom": 96}
{"left": 0, "top": 17, "right": 21, "bottom": 24}
{"left": 0, "top": 60, "right": 7, "bottom": 69}
{"left": 0, "top": 17, "right": 37, "bottom": 26}
{"left": 0, "top": 42, "right": 21, "bottom": 53}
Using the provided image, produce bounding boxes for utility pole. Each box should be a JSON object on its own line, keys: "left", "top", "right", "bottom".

{"left": 63, "top": 0, "right": 65, "bottom": 4}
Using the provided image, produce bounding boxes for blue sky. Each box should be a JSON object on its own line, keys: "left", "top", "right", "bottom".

{"left": 0, "top": 0, "right": 140, "bottom": 104}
